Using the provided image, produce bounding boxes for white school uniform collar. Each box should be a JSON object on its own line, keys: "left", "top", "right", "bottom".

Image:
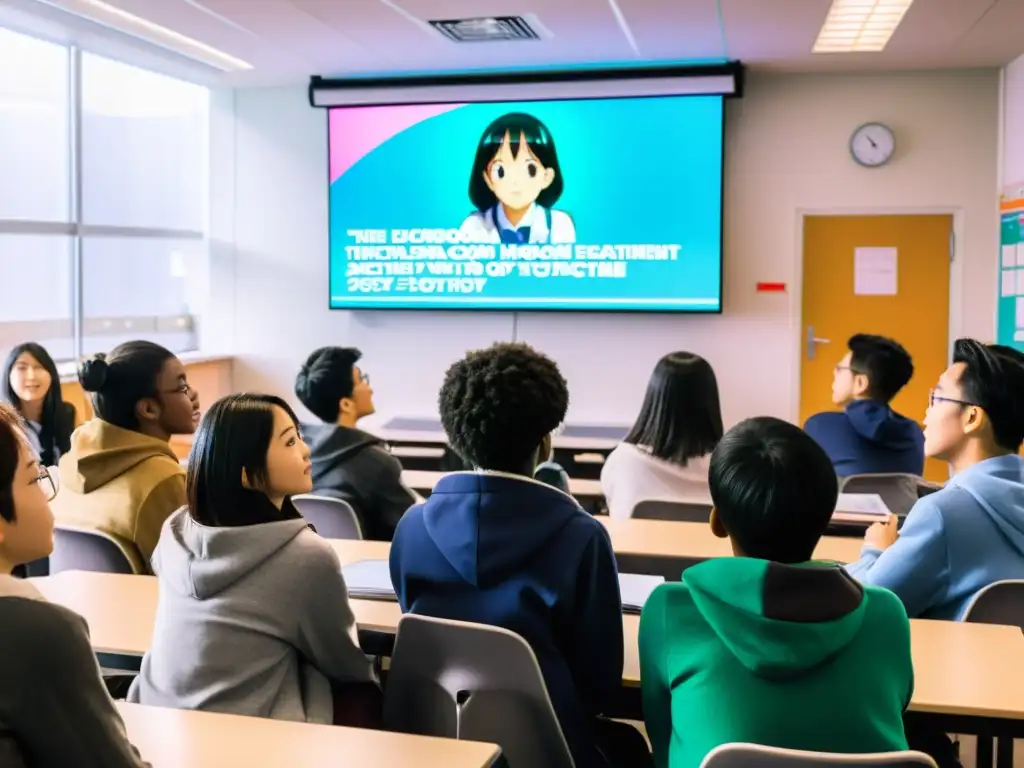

{"left": 494, "top": 203, "right": 550, "bottom": 242}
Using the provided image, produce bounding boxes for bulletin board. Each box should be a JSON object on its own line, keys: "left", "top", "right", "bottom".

{"left": 998, "top": 185, "right": 1024, "bottom": 352}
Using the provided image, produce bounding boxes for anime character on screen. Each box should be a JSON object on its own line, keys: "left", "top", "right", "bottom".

{"left": 458, "top": 112, "right": 577, "bottom": 245}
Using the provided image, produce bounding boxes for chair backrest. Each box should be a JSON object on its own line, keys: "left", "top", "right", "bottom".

{"left": 383, "top": 614, "right": 574, "bottom": 768}
{"left": 700, "top": 743, "right": 937, "bottom": 768}
{"left": 292, "top": 494, "right": 363, "bottom": 540}
{"left": 50, "top": 525, "right": 138, "bottom": 575}
{"left": 838, "top": 474, "right": 920, "bottom": 516}
{"left": 632, "top": 498, "right": 712, "bottom": 523}
{"left": 962, "top": 579, "right": 1024, "bottom": 631}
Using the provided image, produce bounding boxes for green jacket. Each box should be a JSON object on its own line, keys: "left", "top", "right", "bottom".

{"left": 639, "top": 558, "right": 913, "bottom": 768}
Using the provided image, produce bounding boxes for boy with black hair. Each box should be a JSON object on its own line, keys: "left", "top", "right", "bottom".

{"left": 295, "top": 347, "right": 417, "bottom": 541}
{"left": 640, "top": 416, "right": 912, "bottom": 768}
{"left": 0, "top": 404, "right": 149, "bottom": 767}
{"left": 847, "top": 339, "right": 1024, "bottom": 620}
{"left": 389, "top": 342, "right": 648, "bottom": 768}
{"left": 804, "top": 333, "right": 925, "bottom": 476}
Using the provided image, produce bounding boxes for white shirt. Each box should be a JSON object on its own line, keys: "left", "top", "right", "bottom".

{"left": 600, "top": 443, "right": 712, "bottom": 519}
{"left": 458, "top": 203, "right": 577, "bottom": 244}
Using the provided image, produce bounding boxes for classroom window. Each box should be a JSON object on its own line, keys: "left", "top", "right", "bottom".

{"left": 0, "top": 25, "right": 208, "bottom": 363}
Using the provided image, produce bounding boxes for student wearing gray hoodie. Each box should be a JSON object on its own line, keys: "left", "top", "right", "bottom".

{"left": 128, "top": 394, "right": 378, "bottom": 725}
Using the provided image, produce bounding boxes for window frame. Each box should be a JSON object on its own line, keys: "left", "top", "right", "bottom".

{"left": 0, "top": 33, "right": 206, "bottom": 362}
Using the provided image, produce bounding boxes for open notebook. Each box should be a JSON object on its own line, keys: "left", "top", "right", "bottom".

{"left": 341, "top": 559, "right": 664, "bottom": 614}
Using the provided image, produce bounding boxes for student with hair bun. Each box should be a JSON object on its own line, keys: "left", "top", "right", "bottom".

{"left": 51, "top": 341, "right": 200, "bottom": 572}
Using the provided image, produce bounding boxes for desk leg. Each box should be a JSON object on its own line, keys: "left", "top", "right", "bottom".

{"left": 996, "top": 737, "right": 1014, "bottom": 768}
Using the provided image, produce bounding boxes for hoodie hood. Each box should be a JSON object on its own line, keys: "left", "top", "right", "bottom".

{"left": 845, "top": 400, "right": 923, "bottom": 448}
{"left": 421, "top": 471, "right": 584, "bottom": 588}
{"left": 949, "top": 454, "right": 1024, "bottom": 557}
{"left": 303, "top": 423, "right": 381, "bottom": 487}
{"left": 684, "top": 558, "right": 866, "bottom": 680}
{"left": 153, "top": 506, "right": 310, "bottom": 599}
{"left": 59, "top": 419, "right": 179, "bottom": 494}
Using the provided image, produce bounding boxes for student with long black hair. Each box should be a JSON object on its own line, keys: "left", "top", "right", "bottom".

{"left": 602, "top": 352, "right": 723, "bottom": 518}
{"left": 3, "top": 342, "right": 75, "bottom": 467}
{"left": 51, "top": 341, "right": 200, "bottom": 572}
{"left": 0, "top": 404, "right": 149, "bottom": 767}
{"left": 128, "top": 394, "right": 378, "bottom": 726}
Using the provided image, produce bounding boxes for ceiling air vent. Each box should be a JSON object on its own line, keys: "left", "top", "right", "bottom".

{"left": 429, "top": 16, "right": 542, "bottom": 43}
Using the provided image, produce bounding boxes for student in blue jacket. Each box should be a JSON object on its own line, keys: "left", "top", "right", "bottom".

{"left": 847, "top": 338, "right": 1024, "bottom": 620}
{"left": 389, "top": 342, "right": 649, "bottom": 768}
{"left": 804, "top": 334, "right": 924, "bottom": 477}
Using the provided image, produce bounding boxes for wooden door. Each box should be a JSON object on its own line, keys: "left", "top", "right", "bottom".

{"left": 800, "top": 215, "right": 952, "bottom": 482}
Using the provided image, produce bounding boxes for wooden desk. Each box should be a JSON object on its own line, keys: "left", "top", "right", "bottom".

{"left": 35, "top": 573, "right": 1024, "bottom": 728}
{"left": 117, "top": 702, "right": 499, "bottom": 768}
{"left": 599, "top": 518, "right": 864, "bottom": 564}
{"left": 402, "top": 470, "right": 604, "bottom": 499}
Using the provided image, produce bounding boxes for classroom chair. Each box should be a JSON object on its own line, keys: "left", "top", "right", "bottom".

{"left": 50, "top": 525, "right": 138, "bottom": 575}
{"left": 839, "top": 474, "right": 921, "bottom": 516}
{"left": 292, "top": 494, "right": 363, "bottom": 540}
{"left": 383, "top": 614, "right": 572, "bottom": 768}
{"left": 699, "top": 743, "right": 937, "bottom": 768}
{"left": 962, "top": 579, "right": 1024, "bottom": 631}
{"left": 632, "top": 499, "right": 713, "bottom": 523}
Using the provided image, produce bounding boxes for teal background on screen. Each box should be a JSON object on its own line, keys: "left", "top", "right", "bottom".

{"left": 329, "top": 95, "right": 724, "bottom": 311}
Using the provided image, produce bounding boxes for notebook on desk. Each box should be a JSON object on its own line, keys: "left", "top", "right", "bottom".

{"left": 342, "top": 560, "right": 665, "bottom": 614}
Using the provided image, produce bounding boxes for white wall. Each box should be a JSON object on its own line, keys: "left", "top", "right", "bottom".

{"left": 209, "top": 69, "right": 1000, "bottom": 429}
{"left": 1003, "top": 54, "right": 1024, "bottom": 187}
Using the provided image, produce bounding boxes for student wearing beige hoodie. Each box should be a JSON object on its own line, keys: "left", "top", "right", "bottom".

{"left": 602, "top": 352, "right": 723, "bottom": 518}
{"left": 0, "top": 404, "right": 149, "bottom": 767}
{"left": 51, "top": 341, "right": 200, "bottom": 572}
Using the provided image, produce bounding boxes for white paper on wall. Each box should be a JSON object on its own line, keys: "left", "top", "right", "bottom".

{"left": 1017, "top": 297, "right": 1024, "bottom": 329}
{"left": 1003, "top": 270, "right": 1017, "bottom": 297}
{"left": 1004, "top": 244, "right": 1018, "bottom": 267}
{"left": 854, "top": 247, "right": 898, "bottom": 296}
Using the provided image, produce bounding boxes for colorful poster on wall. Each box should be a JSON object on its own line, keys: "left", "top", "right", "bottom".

{"left": 998, "top": 185, "right": 1024, "bottom": 352}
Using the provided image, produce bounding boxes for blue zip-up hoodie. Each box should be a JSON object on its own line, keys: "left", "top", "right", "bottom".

{"left": 846, "top": 455, "right": 1024, "bottom": 619}
{"left": 389, "top": 471, "right": 624, "bottom": 768}
{"left": 804, "top": 400, "right": 925, "bottom": 477}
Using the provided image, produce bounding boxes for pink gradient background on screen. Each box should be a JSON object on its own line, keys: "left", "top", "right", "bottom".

{"left": 329, "top": 103, "right": 463, "bottom": 183}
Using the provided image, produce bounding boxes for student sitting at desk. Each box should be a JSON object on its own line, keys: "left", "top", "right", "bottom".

{"left": 601, "top": 351, "right": 722, "bottom": 517}
{"left": 847, "top": 339, "right": 1024, "bottom": 620}
{"left": 295, "top": 347, "right": 418, "bottom": 541}
{"left": 0, "top": 404, "right": 148, "bottom": 767}
{"left": 128, "top": 394, "right": 379, "bottom": 726}
{"left": 390, "top": 342, "right": 650, "bottom": 768}
{"left": 640, "top": 416, "right": 912, "bottom": 768}
{"left": 804, "top": 334, "right": 924, "bottom": 477}
{"left": 51, "top": 341, "right": 200, "bottom": 573}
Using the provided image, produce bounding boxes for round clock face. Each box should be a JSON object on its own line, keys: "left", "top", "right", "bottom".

{"left": 850, "top": 123, "right": 895, "bottom": 168}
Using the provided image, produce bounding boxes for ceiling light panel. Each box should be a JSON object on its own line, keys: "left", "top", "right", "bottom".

{"left": 812, "top": 0, "right": 914, "bottom": 54}
{"left": 33, "top": 0, "right": 252, "bottom": 71}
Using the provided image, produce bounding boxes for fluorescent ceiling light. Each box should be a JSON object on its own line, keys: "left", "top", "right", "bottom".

{"left": 813, "top": 0, "right": 913, "bottom": 54}
{"left": 33, "top": 0, "right": 252, "bottom": 71}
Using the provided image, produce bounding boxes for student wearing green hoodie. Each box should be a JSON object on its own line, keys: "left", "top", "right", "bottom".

{"left": 639, "top": 416, "right": 913, "bottom": 768}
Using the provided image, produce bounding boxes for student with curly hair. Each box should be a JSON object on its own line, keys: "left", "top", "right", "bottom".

{"left": 389, "top": 342, "right": 650, "bottom": 768}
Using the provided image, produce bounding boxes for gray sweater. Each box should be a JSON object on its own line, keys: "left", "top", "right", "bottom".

{"left": 0, "top": 577, "right": 148, "bottom": 767}
{"left": 127, "top": 508, "right": 377, "bottom": 722}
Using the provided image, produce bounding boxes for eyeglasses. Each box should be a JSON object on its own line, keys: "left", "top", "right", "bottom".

{"left": 928, "top": 389, "right": 977, "bottom": 409}
{"left": 161, "top": 382, "right": 195, "bottom": 397}
{"left": 834, "top": 365, "right": 863, "bottom": 375}
{"left": 35, "top": 466, "right": 58, "bottom": 502}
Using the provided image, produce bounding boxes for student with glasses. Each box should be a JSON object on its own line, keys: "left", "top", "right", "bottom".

{"left": 294, "top": 347, "right": 418, "bottom": 541}
{"left": 803, "top": 334, "right": 924, "bottom": 477}
{"left": 0, "top": 404, "right": 149, "bottom": 767}
{"left": 846, "top": 337, "right": 1024, "bottom": 621}
{"left": 50, "top": 341, "right": 200, "bottom": 573}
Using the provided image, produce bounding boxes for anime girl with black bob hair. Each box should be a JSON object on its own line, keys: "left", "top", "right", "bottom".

{"left": 459, "top": 112, "right": 577, "bottom": 245}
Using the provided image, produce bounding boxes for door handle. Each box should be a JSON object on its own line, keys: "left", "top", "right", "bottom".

{"left": 806, "top": 326, "right": 831, "bottom": 361}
